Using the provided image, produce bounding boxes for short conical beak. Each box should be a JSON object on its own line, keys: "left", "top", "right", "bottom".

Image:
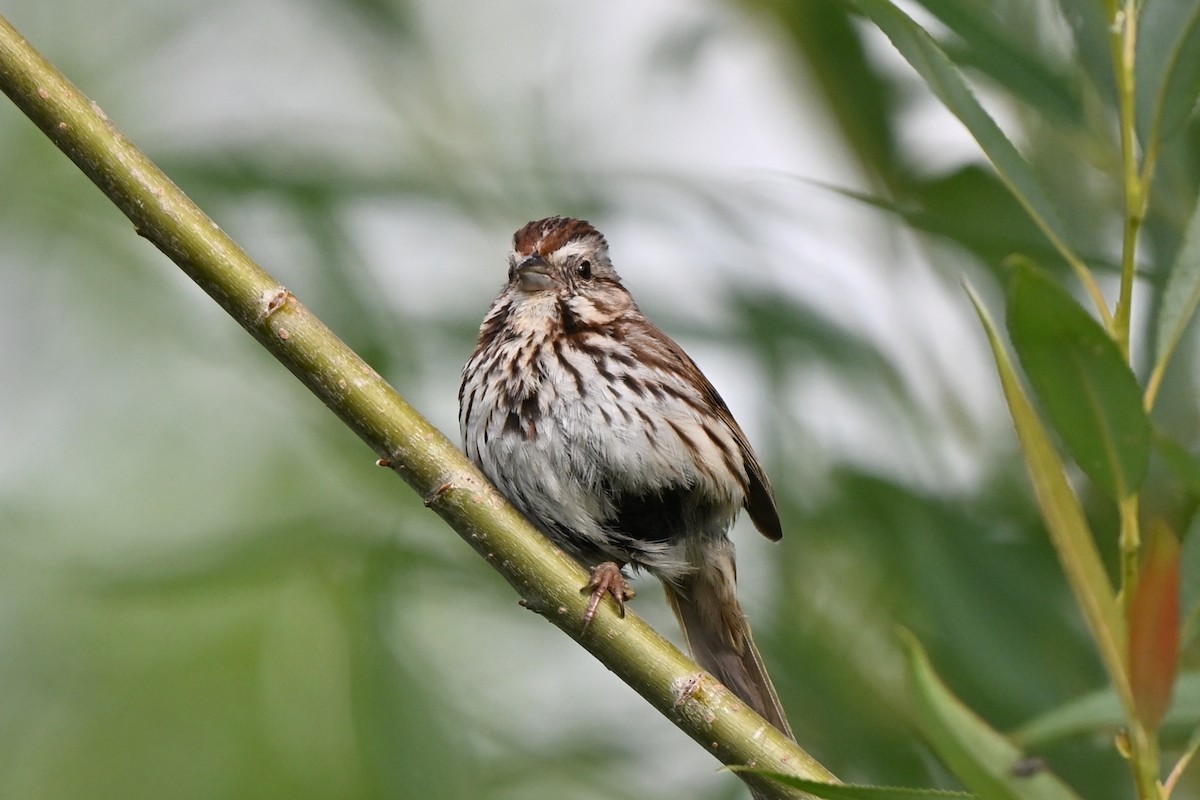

{"left": 516, "top": 257, "right": 555, "bottom": 292}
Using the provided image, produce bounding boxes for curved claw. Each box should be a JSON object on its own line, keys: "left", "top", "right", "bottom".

{"left": 581, "top": 562, "right": 636, "bottom": 634}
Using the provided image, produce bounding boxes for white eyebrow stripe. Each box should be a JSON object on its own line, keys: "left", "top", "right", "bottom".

{"left": 550, "top": 240, "right": 600, "bottom": 260}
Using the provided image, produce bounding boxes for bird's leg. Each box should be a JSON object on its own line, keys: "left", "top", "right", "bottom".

{"left": 581, "top": 562, "right": 635, "bottom": 633}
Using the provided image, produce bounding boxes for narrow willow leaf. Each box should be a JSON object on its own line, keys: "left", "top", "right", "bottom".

{"left": 1013, "top": 672, "right": 1200, "bottom": 747}
{"left": 850, "top": 0, "right": 1074, "bottom": 264}
{"left": 1183, "top": 512, "right": 1200, "bottom": 644}
{"left": 901, "top": 631, "right": 1084, "bottom": 800}
{"left": 1007, "top": 260, "right": 1151, "bottom": 499}
{"left": 1129, "top": 522, "right": 1182, "bottom": 730}
{"left": 919, "top": 0, "right": 1083, "bottom": 129}
{"left": 1155, "top": 428, "right": 1200, "bottom": 501}
{"left": 1137, "top": 1, "right": 1200, "bottom": 142}
{"left": 807, "top": 168, "right": 1065, "bottom": 269}
{"left": 728, "top": 770, "right": 973, "bottom": 800}
{"left": 1151, "top": 189, "right": 1200, "bottom": 402}
{"left": 966, "top": 283, "right": 1128, "bottom": 702}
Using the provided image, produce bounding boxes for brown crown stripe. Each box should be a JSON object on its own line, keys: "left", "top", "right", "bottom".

{"left": 513, "top": 217, "right": 606, "bottom": 257}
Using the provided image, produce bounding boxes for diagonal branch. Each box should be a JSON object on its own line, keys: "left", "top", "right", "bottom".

{"left": 0, "top": 13, "right": 833, "bottom": 799}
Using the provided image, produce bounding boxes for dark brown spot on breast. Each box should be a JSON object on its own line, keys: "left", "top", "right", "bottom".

{"left": 621, "top": 374, "right": 646, "bottom": 398}
{"left": 520, "top": 390, "right": 540, "bottom": 421}
{"left": 572, "top": 340, "right": 616, "bottom": 383}
{"left": 594, "top": 356, "right": 614, "bottom": 382}
{"left": 558, "top": 298, "right": 583, "bottom": 335}
{"left": 574, "top": 338, "right": 604, "bottom": 360}
{"left": 504, "top": 411, "right": 524, "bottom": 437}
{"left": 666, "top": 418, "right": 699, "bottom": 455}
{"left": 609, "top": 349, "right": 636, "bottom": 368}
{"left": 523, "top": 388, "right": 547, "bottom": 429}
{"left": 552, "top": 337, "right": 588, "bottom": 398}
{"left": 477, "top": 302, "right": 511, "bottom": 347}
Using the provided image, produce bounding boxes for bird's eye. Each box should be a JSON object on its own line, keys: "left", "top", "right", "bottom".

{"left": 577, "top": 259, "right": 592, "bottom": 279}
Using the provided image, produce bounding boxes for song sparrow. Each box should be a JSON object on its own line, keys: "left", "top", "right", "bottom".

{"left": 458, "top": 216, "right": 793, "bottom": 742}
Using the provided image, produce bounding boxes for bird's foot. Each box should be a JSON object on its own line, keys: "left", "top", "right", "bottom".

{"left": 581, "top": 562, "right": 635, "bottom": 633}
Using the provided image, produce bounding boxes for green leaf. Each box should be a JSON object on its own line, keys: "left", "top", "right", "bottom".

{"left": 966, "top": 282, "right": 1128, "bottom": 704}
{"left": 900, "top": 631, "right": 1084, "bottom": 800}
{"left": 1181, "top": 512, "right": 1200, "bottom": 644}
{"left": 811, "top": 167, "right": 1071, "bottom": 271}
{"left": 848, "top": 0, "right": 1075, "bottom": 265}
{"left": 917, "top": 0, "right": 1083, "bottom": 129}
{"left": 1151, "top": 188, "right": 1200, "bottom": 403}
{"left": 1013, "top": 672, "right": 1200, "bottom": 747}
{"left": 754, "top": 2, "right": 898, "bottom": 190}
{"left": 1155, "top": 429, "right": 1200, "bottom": 503}
{"left": 1137, "top": 1, "right": 1200, "bottom": 142}
{"left": 1007, "top": 260, "right": 1151, "bottom": 499}
{"left": 728, "top": 771, "right": 974, "bottom": 800}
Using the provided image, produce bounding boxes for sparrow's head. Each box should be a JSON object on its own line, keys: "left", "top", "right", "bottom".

{"left": 478, "top": 217, "right": 635, "bottom": 341}
{"left": 507, "top": 217, "right": 621, "bottom": 295}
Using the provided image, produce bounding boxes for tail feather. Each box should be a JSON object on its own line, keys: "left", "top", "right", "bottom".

{"left": 663, "top": 549, "right": 794, "bottom": 741}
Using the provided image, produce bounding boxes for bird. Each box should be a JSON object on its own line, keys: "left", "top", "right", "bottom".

{"left": 459, "top": 216, "right": 793, "bottom": 742}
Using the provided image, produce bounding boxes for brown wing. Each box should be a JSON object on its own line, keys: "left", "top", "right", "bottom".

{"left": 644, "top": 321, "right": 784, "bottom": 542}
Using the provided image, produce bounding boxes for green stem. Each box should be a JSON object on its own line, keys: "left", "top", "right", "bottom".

{"left": 1128, "top": 722, "right": 1164, "bottom": 800}
{"left": 1108, "top": 6, "right": 1164, "bottom": 797}
{"left": 0, "top": 13, "right": 831, "bottom": 800}
{"left": 1120, "top": 494, "right": 1141, "bottom": 616}
{"left": 1111, "top": 0, "right": 1142, "bottom": 359}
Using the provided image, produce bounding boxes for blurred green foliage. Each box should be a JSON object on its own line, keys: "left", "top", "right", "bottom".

{"left": 3, "top": 0, "right": 1200, "bottom": 798}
